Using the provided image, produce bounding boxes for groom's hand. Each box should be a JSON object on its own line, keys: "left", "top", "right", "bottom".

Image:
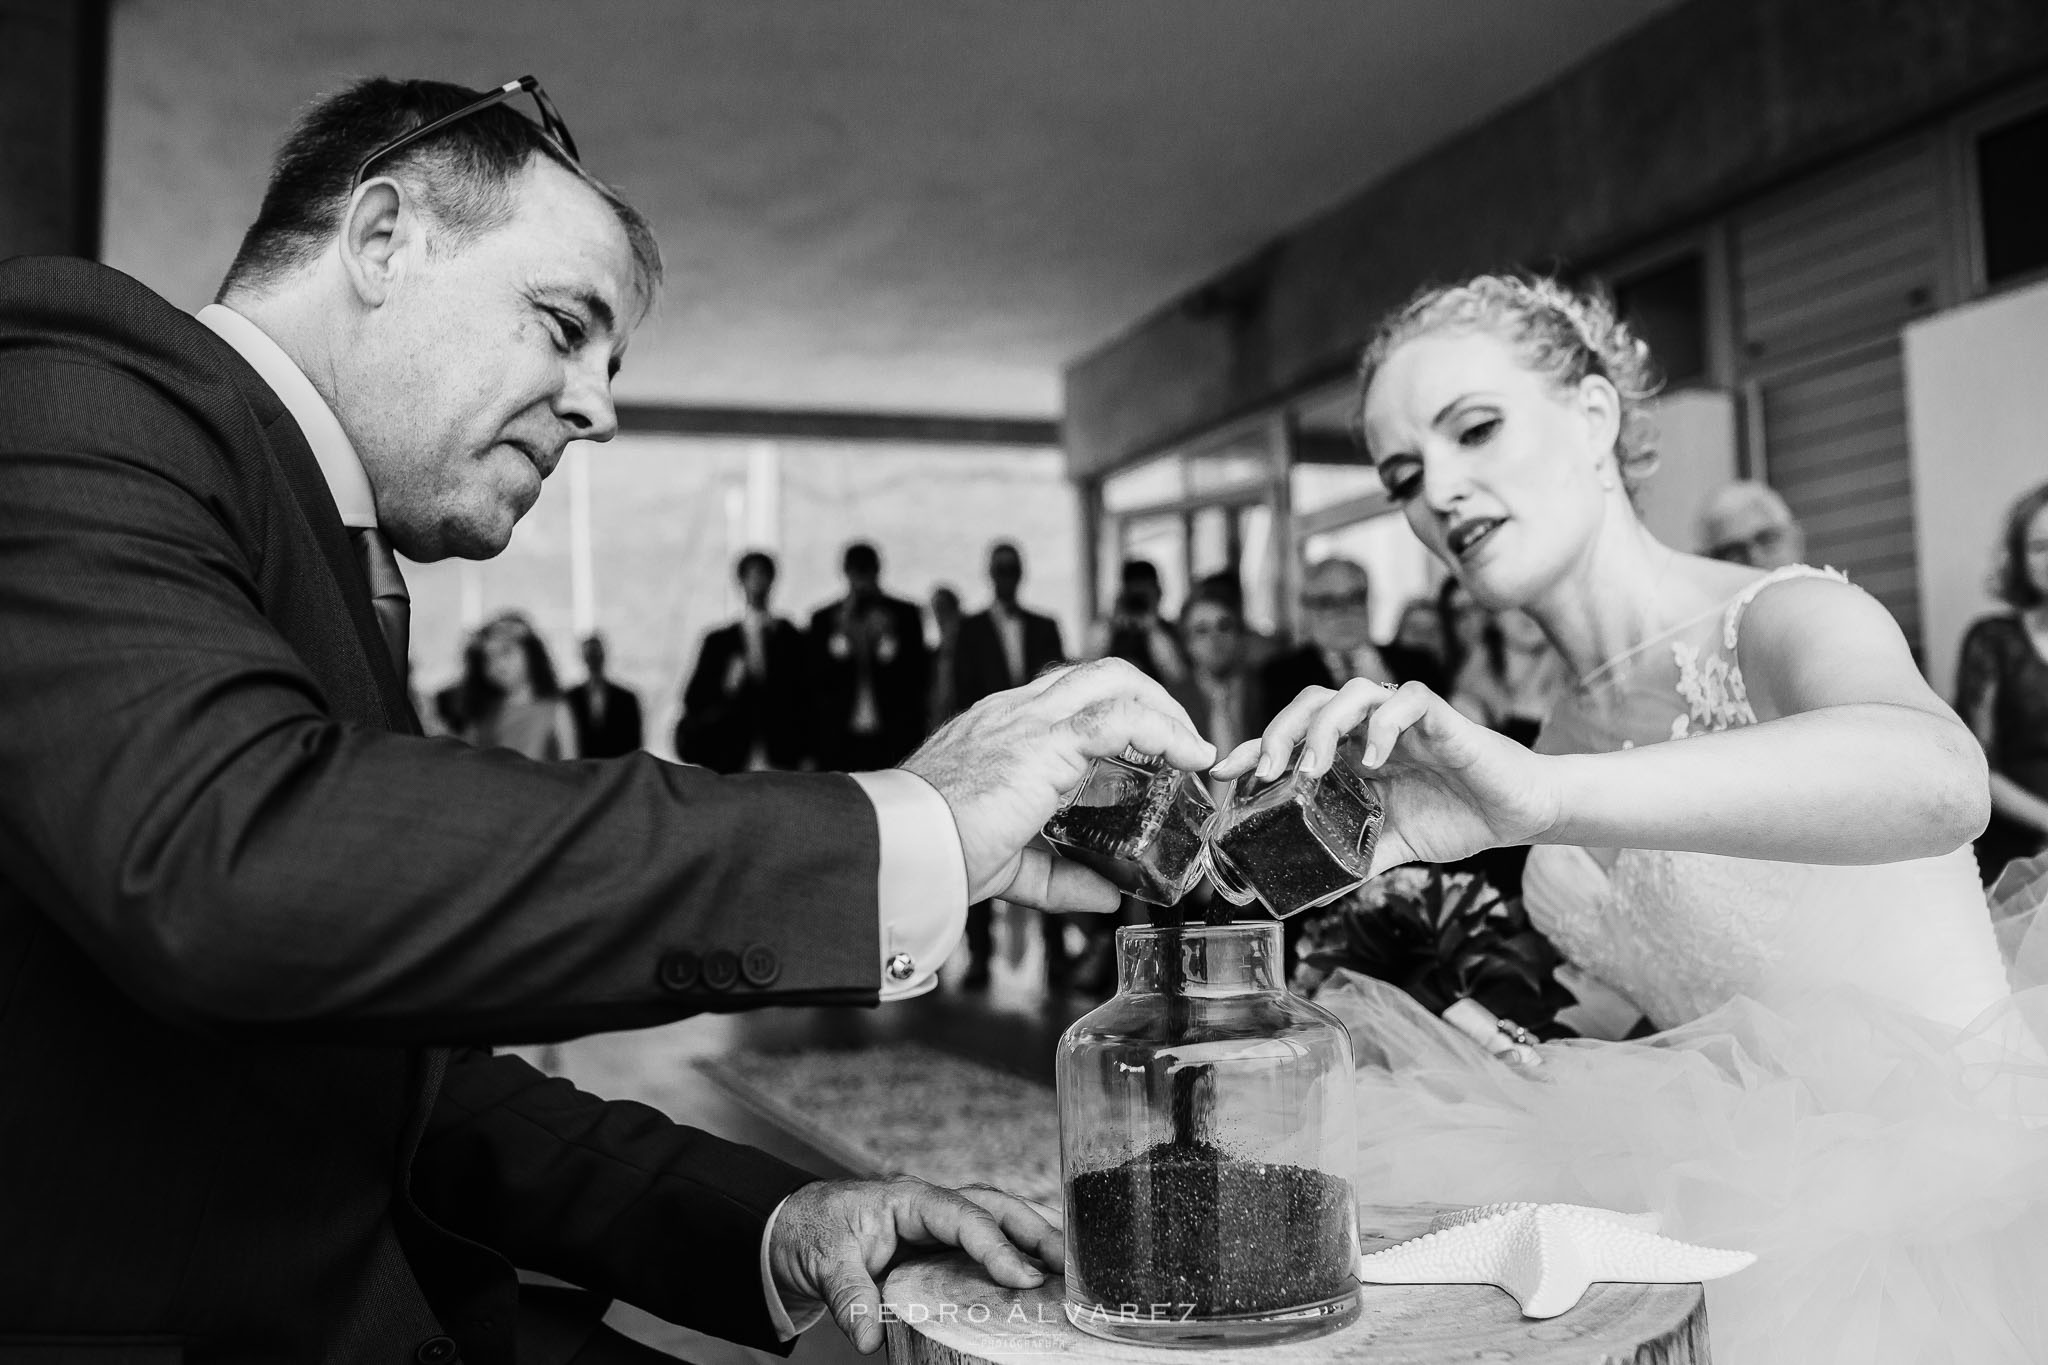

{"left": 769, "top": 1175, "right": 1063, "bottom": 1354}
{"left": 902, "top": 658, "right": 1215, "bottom": 911}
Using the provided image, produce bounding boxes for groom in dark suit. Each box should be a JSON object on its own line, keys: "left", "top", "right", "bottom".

{"left": 954, "top": 542, "right": 1070, "bottom": 988}
{"left": 0, "top": 77, "right": 1212, "bottom": 1364}
{"left": 677, "top": 550, "right": 810, "bottom": 772}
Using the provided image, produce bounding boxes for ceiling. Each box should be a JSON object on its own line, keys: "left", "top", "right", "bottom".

{"left": 103, "top": 0, "right": 1680, "bottom": 419}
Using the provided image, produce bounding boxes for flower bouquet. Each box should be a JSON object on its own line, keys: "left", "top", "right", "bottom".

{"left": 1293, "top": 861, "right": 1577, "bottom": 1041}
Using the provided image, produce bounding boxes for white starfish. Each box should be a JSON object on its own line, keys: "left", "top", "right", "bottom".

{"left": 1355, "top": 1202, "right": 1756, "bottom": 1319}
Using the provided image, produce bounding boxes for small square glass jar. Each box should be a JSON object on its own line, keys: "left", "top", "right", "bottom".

{"left": 1043, "top": 750, "right": 1216, "bottom": 905}
{"left": 1205, "top": 748, "right": 1384, "bottom": 918}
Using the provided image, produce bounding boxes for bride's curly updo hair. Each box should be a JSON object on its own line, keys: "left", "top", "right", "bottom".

{"left": 1351, "top": 273, "right": 1664, "bottom": 491}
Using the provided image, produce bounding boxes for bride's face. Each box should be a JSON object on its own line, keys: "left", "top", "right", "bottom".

{"left": 1361, "top": 328, "right": 1620, "bottom": 609}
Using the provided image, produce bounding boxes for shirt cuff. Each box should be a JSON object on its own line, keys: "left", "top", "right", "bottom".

{"left": 849, "top": 769, "right": 970, "bottom": 1001}
{"left": 759, "top": 1195, "right": 827, "bottom": 1340}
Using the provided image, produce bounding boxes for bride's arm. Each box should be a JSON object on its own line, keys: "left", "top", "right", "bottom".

{"left": 1546, "top": 576, "right": 1987, "bottom": 864}
{"left": 1218, "top": 576, "right": 1989, "bottom": 870}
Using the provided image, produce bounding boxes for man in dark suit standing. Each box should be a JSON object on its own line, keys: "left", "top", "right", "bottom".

{"left": 1258, "top": 557, "right": 1440, "bottom": 726}
{"left": 0, "top": 76, "right": 1214, "bottom": 1364}
{"left": 677, "top": 550, "right": 809, "bottom": 772}
{"left": 808, "top": 541, "right": 931, "bottom": 772}
{"left": 565, "top": 632, "right": 644, "bottom": 757}
{"left": 953, "top": 542, "right": 1070, "bottom": 988}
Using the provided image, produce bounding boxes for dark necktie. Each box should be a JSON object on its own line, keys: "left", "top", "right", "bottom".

{"left": 348, "top": 526, "right": 411, "bottom": 674}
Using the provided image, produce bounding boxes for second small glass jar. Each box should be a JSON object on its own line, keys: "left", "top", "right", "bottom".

{"left": 1205, "top": 748, "right": 1384, "bottom": 918}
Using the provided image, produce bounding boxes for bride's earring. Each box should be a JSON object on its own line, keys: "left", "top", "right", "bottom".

{"left": 1597, "top": 460, "right": 1618, "bottom": 492}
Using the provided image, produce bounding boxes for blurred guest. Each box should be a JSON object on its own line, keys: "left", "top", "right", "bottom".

{"left": 427, "top": 642, "right": 475, "bottom": 738}
{"left": 1087, "top": 559, "right": 1188, "bottom": 684}
{"left": 1392, "top": 596, "right": 1449, "bottom": 686}
{"left": 1700, "top": 480, "right": 1805, "bottom": 569}
{"left": 929, "top": 584, "right": 964, "bottom": 729}
{"left": 955, "top": 542, "right": 1071, "bottom": 989}
{"left": 677, "top": 550, "right": 808, "bottom": 773}
{"left": 809, "top": 541, "right": 930, "bottom": 771}
{"left": 1259, "top": 558, "right": 1436, "bottom": 724}
{"left": 565, "top": 632, "right": 643, "bottom": 758}
{"left": 958, "top": 543, "right": 1066, "bottom": 704}
{"left": 1194, "top": 568, "right": 1276, "bottom": 670}
{"left": 1437, "top": 576, "right": 1485, "bottom": 687}
{"left": 1449, "top": 607, "right": 1568, "bottom": 749}
{"left": 462, "top": 613, "right": 578, "bottom": 760}
{"left": 1955, "top": 480, "right": 2048, "bottom": 884}
{"left": 1179, "top": 587, "right": 1264, "bottom": 798}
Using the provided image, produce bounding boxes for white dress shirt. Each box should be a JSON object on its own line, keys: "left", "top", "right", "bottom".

{"left": 197, "top": 304, "right": 967, "bottom": 1341}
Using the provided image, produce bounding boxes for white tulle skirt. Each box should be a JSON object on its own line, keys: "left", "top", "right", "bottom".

{"left": 1318, "top": 868, "right": 2048, "bottom": 1364}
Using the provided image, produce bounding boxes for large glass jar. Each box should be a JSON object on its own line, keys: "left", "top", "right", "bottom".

{"left": 1056, "top": 923, "right": 1360, "bottom": 1347}
{"left": 1042, "top": 750, "right": 1215, "bottom": 905}
{"left": 1206, "top": 749, "right": 1384, "bottom": 918}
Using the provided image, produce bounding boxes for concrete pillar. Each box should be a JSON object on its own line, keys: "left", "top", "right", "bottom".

{"left": 0, "top": 0, "right": 109, "bottom": 259}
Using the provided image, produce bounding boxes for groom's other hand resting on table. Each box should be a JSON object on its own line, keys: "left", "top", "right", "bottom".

{"left": 770, "top": 1176, "right": 1061, "bottom": 1354}
{"left": 905, "top": 657, "right": 1215, "bottom": 910}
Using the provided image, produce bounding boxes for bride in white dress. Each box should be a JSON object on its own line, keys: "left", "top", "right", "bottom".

{"left": 1214, "top": 275, "right": 2048, "bottom": 1363}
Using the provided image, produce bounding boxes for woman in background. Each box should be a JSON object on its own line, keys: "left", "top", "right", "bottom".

{"left": 1955, "top": 479, "right": 2048, "bottom": 885}
{"left": 461, "top": 613, "right": 580, "bottom": 760}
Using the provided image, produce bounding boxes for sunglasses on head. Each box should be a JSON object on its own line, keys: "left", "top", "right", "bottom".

{"left": 354, "top": 75, "right": 579, "bottom": 188}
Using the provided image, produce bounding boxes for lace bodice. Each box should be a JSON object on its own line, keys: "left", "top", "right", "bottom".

{"left": 1523, "top": 567, "right": 2010, "bottom": 1031}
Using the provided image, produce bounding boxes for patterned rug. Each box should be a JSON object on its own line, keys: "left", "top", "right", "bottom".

{"left": 696, "top": 1041, "right": 1062, "bottom": 1204}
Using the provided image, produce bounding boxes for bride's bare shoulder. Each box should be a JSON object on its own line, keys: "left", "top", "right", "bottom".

{"left": 1723, "top": 566, "right": 1933, "bottom": 717}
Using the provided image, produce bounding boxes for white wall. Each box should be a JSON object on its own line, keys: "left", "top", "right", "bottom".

{"left": 1635, "top": 388, "right": 1740, "bottom": 554}
{"left": 1905, "top": 278, "right": 2048, "bottom": 700}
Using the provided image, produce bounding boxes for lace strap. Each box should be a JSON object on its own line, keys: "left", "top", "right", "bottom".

{"left": 1721, "top": 564, "right": 1850, "bottom": 650}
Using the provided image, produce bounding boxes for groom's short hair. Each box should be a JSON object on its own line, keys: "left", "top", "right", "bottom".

{"left": 219, "top": 77, "right": 660, "bottom": 308}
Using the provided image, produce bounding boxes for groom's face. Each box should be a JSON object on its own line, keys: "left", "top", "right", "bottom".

{"left": 350, "top": 158, "right": 639, "bottom": 562}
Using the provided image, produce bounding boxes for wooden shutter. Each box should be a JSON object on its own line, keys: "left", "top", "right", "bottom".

{"left": 1734, "top": 136, "right": 1944, "bottom": 648}
{"left": 1748, "top": 341, "right": 1921, "bottom": 643}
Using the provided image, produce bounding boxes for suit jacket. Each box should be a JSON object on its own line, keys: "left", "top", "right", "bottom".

{"left": 676, "top": 617, "right": 809, "bottom": 773}
{"left": 565, "top": 678, "right": 644, "bottom": 758}
{"left": 954, "top": 606, "right": 1066, "bottom": 710}
{"left": 806, "top": 594, "right": 930, "bottom": 770}
{"left": 0, "top": 258, "right": 882, "bottom": 1364}
{"left": 1256, "top": 641, "right": 1443, "bottom": 728}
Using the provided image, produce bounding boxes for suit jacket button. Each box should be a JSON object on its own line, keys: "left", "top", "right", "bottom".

{"left": 416, "top": 1337, "right": 461, "bottom": 1365}
{"left": 741, "top": 943, "right": 781, "bottom": 987}
{"left": 703, "top": 948, "right": 741, "bottom": 991}
{"left": 658, "top": 950, "right": 701, "bottom": 992}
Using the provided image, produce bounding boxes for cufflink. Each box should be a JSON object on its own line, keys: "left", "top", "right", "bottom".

{"left": 885, "top": 952, "right": 917, "bottom": 983}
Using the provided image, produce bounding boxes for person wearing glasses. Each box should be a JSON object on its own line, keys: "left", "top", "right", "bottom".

{"left": 0, "top": 78, "right": 1213, "bottom": 1363}
{"left": 1697, "top": 479, "right": 1806, "bottom": 569}
{"left": 1257, "top": 556, "right": 1441, "bottom": 727}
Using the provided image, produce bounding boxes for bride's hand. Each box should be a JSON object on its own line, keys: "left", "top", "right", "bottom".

{"left": 1211, "top": 679, "right": 1562, "bottom": 875}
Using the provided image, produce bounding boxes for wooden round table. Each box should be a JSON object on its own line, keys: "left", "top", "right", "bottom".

{"left": 882, "top": 1204, "right": 1706, "bottom": 1365}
